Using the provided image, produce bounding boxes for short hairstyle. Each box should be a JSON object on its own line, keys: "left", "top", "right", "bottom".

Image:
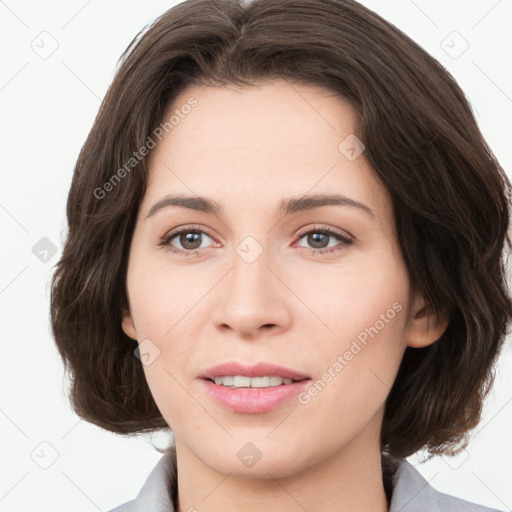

{"left": 50, "top": 0, "right": 512, "bottom": 459}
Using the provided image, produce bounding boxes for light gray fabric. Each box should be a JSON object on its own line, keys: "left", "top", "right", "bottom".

{"left": 108, "top": 449, "right": 502, "bottom": 512}
{"left": 389, "top": 460, "right": 502, "bottom": 511}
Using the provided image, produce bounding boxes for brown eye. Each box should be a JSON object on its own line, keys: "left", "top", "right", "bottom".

{"left": 305, "top": 232, "right": 330, "bottom": 249}
{"left": 174, "top": 231, "right": 204, "bottom": 250}
{"left": 159, "top": 225, "right": 216, "bottom": 256}
{"left": 296, "top": 225, "right": 354, "bottom": 255}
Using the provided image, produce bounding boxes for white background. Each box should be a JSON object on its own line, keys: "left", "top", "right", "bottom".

{"left": 1, "top": 0, "right": 511, "bottom": 511}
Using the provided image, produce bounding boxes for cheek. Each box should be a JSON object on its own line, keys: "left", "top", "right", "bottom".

{"left": 126, "top": 258, "right": 207, "bottom": 392}
{"left": 292, "top": 253, "right": 408, "bottom": 423}
{"left": 127, "top": 255, "right": 187, "bottom": 337}
{"left": 290, "top": 253, "right": 408, "bottom": 344}
{"left": 294, "top": 307, "right": 407, "bottom": 448}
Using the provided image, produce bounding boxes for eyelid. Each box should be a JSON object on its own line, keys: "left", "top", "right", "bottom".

{"left": 163, "top": 223, "right": 216, "bottom": 240}
{"left": 295, "top": 223, "right": 354, "bottom": 242}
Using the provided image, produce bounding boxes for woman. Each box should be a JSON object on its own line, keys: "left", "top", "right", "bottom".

{"left": 50, "top": 0, "right": 512, "bottom": 510}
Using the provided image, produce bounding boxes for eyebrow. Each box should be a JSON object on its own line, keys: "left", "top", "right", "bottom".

{"left": 145, "top": 193, "right": 376, "bottom": 219}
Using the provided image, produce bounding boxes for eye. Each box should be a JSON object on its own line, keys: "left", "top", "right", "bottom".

{"left": 159, "top": 224, "right": 354, "bottom": 257}
{"left": 159, "top": 224, "right": 216, "bottom": 257}
{"left": 295, "top": 225, "right": 354, "bottom": 255}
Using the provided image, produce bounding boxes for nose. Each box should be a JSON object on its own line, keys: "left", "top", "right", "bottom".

{"left": 211, "top": 242, "right": 292, "bottom": 339}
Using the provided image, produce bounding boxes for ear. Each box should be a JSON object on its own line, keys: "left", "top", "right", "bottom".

{"left": 406, "top": 291, "right": 450, "bottom": 348}
{"left": 122, "top": 309, "right": 138, "bottom": 341}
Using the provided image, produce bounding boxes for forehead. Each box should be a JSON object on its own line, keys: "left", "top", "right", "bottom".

{"left": 143, "top": 79, "right": 390, "bottom": 226}
{"left": 158, "top": 79, "right": 357, "bottom": 158}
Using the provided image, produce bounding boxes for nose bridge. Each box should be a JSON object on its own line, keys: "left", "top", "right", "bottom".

{"left": 229, "top": 233, "right": 274, "bottom": 304}
{"left": 211, "top": 231, "right": 290, "bottom": 334}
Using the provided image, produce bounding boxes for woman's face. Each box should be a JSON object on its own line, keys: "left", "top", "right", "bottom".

{"left": 122, "top": 79, "right": 442, "bottom": 478}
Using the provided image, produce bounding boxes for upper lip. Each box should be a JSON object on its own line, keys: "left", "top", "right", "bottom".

{"left": 200, "top": 362, "right": 311, "bottom": 381}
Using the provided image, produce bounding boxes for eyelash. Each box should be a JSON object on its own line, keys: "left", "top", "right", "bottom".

{"left": 158, "top": 224, "right": 354, "bottom": 257}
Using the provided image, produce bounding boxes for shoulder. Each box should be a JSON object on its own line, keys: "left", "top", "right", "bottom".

{"left": 389, "top": 458, "right": 503, "bottom": 512}
{"left": 107, "top": 500, "right": 137, "bottom": 512}
{"left": 105, "top": 449, "right": 177, "bottom": 512}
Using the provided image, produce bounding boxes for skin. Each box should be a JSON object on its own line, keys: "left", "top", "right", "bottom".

{"left": 122, "top": 79, "right": 448, "bottom": 512}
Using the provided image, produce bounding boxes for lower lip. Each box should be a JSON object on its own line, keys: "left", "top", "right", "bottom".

{"left": 200, "top": 378, "right": 311, "bottom": 413}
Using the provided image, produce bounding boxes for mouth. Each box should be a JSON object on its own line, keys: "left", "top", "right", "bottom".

{"left": 200, "top": 361, "right": 311, "bottom": 384}
{"left": 204, "top": 375, "right": 310, "bottom": 389}
{"left": 200, "top": 366, "right": 312, "bottom": 414}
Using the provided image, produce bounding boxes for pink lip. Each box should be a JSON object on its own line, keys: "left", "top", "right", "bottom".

{"left": 200, "top": 378, "right": 311, "bottom": 413}
{"left": 198, "top": 361, "right": 311, "bottom": 414}
{"left": 200, "top": 361, "right": 310, "bottom": 381}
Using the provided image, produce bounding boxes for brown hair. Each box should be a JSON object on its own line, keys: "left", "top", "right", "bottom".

{"left": 50, "top": 0, "right": 512, "bottom": 459}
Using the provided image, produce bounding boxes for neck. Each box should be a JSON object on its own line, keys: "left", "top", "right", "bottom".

{"left": 174, "top": 429, "right": 389, "bottom": 512}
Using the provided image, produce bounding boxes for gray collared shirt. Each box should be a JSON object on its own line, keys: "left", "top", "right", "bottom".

{"left": 108, "top": 448, "right": 502, "bottom": 512}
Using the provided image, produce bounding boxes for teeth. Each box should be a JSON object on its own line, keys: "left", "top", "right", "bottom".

{"left": 213, "top": 375, "right": 295, "bottom": 388}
